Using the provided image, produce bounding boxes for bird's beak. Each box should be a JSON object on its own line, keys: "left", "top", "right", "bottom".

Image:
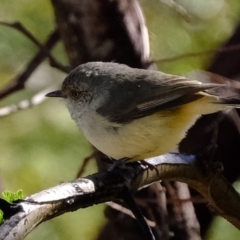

{"left": 45, "top": 90, "right": 64, "bottom": 98}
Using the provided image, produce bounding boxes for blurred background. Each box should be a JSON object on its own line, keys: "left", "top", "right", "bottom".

{"left": 1, "top": 0, "right": 240, "bottom": 239}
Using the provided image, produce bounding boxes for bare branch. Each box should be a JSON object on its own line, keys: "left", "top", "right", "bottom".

{"left": 106, "top": 201, "right": 156, "bottom": 227}
{"left": 0, "top": 30, "right": 59, "bottom": 100}
{"left": 76, "top": 148, "right": 99, "bottom": 177}
{"left": 1, "top": 153, "right": 240, "bottom": 240}
{"left": 0, "top": 22, "right": 69, "bottom": 73}
{"left": 160, "top": 0, "right": 191, "bottom": 21}
{"left": 51, "top": 0, "right": 151, "bottom": 69}
{"left": 174, "top": 182, "right": 201, "bottom": 240}
{"left": 0, "top": 21, "right": 44, "bottom": 47}
{"left": 0, "top": 88, "right": 56, "bottom": 118}
{"left": 154, "top": 43, "right": 240, "bottom": 64}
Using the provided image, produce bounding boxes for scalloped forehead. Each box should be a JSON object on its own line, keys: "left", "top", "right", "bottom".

{"left": 73, "top": 62, "right": 133, "bottom": 77}
{"left": 62, "top": 62, "right": 132, "bottom": 90}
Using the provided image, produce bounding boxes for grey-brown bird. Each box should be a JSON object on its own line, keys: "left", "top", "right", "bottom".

{"left": 46, "top": 62, "right": 240, "bottom": 160}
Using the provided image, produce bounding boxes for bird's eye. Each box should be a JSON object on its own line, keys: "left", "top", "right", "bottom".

{"left": 71, "top": 91, "right": 80, "bottom": 99}
{"left": 70, "top": 91, "right": 89, "bottom": 100}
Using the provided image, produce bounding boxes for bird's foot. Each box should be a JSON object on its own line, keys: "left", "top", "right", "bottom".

{"left": 107, "top": 157, "right": 132, "bottom": 171}
{"left": 139, "top": 160, "right": 160, "bottom": 176}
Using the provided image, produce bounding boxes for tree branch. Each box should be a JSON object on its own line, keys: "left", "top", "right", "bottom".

{"left": 154, "top": 43, "right": 240, "bottom": 64}
{"left": 0, "top": 22, "right": 69, "bottom": 73}
{"left": 51, "top": 0, "right": 151, "bottom": 69}
{"left": 0, "top": 29, "right": 59, "bottom": 100}
{"left": 1, "top": 153, "right": 240, "bottom": 240}
{"left": 0, "top": 88, "right": 56, "bottom": 118}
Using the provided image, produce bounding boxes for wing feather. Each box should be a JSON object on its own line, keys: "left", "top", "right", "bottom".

{"left": 97, "top": 68, "right": 221, "bottom": 124}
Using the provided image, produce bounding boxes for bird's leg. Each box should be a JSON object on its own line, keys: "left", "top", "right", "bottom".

{"left": 139, "top": 160, "right": 160, "bottom": 176}
{"left": 107, "top": 157, "right": 160, "bottom": 175}
{"left": 107, "top": 157, "right": 131, "bottom": 171}
{"left": 100, "top": 155, "right": 116, "bottom": 164}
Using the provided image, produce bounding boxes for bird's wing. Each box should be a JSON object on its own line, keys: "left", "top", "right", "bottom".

{"left": 136, "top": 75, "right": 216, "bottom": 109}
{"left": 97, "top": 70, "right": 220, "bottom": 124}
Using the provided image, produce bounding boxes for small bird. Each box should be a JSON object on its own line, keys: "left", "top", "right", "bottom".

{"left": 46, "top": 62, "right": 240, "bottom": 161}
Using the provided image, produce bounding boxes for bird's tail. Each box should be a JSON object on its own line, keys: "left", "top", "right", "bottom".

{"left": 185, "top": 70, "right": 240, "bottom": 134}
{"left": 186, "top": 70, "right": 240, "bottom": 109}
{"left": 219, "top": 97, "right": 240, "bottom": 108}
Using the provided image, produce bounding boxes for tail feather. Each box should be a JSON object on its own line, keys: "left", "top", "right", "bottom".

{"left": 186, "top": 70, "right": 240, "bottom": 109}
{"left": 220, "top": 98, "right": 240, "bottom": 108}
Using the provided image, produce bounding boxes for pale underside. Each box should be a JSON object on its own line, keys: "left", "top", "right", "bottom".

{"left": 73, "top": 95, "right": 225, "bottom": 160}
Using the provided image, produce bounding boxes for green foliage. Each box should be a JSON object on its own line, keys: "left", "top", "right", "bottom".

{"left": 0, "top": 211, "right": 3, "bottom": 225}
{"left": 2, "top": 189, "right": 23, "bottom": 203}
{"left": 0, "top": 189, "right": 23, "bottom": 224}
{"left": 0, "top": 209, "right": 4, "bottom": 225}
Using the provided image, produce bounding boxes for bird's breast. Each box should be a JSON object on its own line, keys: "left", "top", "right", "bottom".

{"left": 76, "top": 109, "right": 200, "bottom": 160}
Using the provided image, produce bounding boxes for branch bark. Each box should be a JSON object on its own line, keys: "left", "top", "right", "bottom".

{"left": 51, "top": 0, "right": 151, "bottom": 68}
{"left": 1, "top": 153, "right": 240, "bottom": 240}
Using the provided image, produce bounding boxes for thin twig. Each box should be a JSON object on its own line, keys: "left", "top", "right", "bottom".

{"left": 106, "top": 201, "right": 156, "bottom": 227}
{"left": 0, "top": 29, "right": 59, "bottom": 100}
{"left": 0, "top": 21, "right": 69, "bottom": 73}
{"left": 0, "top": 88, "right": 55, "bottom": 118}
{"left": 122, "top": 186, "right": 155, "bottom": 240}
{"left": 76, "top": 149, "right": 99, "bottom": 177}
{"left": 173, "top": 182, "right": 201, "bottom": 240}
{"left": 160, "top": 0, "right": 191, "bottom": 21}
{"left": 154, "top": 43, "right": 240, "bottom": 63}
